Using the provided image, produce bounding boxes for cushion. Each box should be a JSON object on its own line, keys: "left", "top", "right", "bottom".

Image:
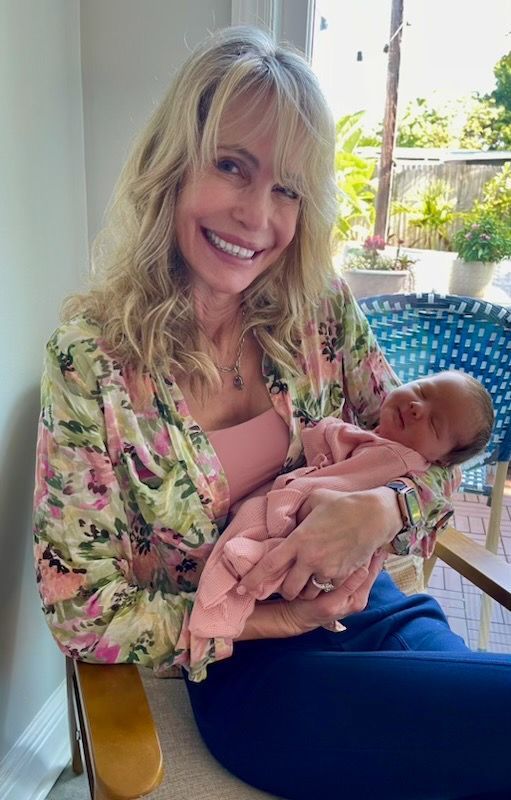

{"left": 384, "top": 553, "right": 425, "bottom": 594}
{"left": 139, "top": 670, "right": 284, "bottom": 799}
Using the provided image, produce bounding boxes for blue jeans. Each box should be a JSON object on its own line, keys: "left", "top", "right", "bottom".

{"left": 185, "top": 572, "right": 511, "bottom": 800}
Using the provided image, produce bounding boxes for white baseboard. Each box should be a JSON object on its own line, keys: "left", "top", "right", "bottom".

{"left": 0, "top": 680, "right": 71, "bottom": 800}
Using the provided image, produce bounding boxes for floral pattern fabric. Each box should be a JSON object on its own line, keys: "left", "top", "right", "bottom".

{"left": 33, "top": 278, "right": 459, "bottom": 681}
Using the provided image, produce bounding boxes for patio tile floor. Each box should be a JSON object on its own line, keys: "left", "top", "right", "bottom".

{"left": 426, "top": 478, "right": 511, "bottom": 653}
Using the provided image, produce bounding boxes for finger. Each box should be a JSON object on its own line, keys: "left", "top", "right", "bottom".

{"left": 335, "top": 565, "right": 370, "bottom": 597}
{"left": 300, "top": 572, "right": 338, "bottom": 600}
{"left": 279, "top": 563, "right": 319, "bottom": 600}
{"left": 313, "top": 566, "right": 369, "bottom": 614}
{"left": 346, "top": 559, "right": 383, "bottom": 614}
{"left": 238, "top": 540, "right": 296, "bottom": 594}
{"left": 368, "top": 549, "right": 387, "bottom": 575}
{"left": 299, "top": 581, "right": 322, "bottom": 600}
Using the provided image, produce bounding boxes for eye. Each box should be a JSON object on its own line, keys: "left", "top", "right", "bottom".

{"left": 216, "top": 158, "right": 241, "bottom": 175}
{"left": 274, "top": 185, "right": 300, "bottom": 200}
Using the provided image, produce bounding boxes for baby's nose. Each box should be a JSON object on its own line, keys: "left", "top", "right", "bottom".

{"left": 409, "top": 400, "right": 424, "bottom": 419}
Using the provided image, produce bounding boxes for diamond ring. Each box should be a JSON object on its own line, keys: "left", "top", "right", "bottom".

{"left": 311, "top": 575, "right": 335, "bottom": 592}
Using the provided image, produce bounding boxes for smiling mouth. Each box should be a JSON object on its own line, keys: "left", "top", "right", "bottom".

{"left": 204, "top": 228, "right": 260, "bottom": 260}
{"left": 397, "top": 408, "right": 404, "bottom": 428}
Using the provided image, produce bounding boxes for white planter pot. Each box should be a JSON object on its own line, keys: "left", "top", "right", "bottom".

{"left": 448, "top": 259, "right": 497, "bottom": 298}
{"left": 342, "top": 268, "right": 412, "bottom": 299}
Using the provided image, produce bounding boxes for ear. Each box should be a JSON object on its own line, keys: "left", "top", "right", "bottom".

{"left": 434, "top": 456, "right": 450, "bottom": 467}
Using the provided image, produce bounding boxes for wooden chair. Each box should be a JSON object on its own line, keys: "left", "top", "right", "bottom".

{"left": 360, "top": 292, "right": 511, "bottom": 648}
{"left": 65, "top": 292, "right": 511, "bottom": 799}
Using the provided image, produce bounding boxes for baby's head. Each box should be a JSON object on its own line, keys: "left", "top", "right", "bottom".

{"left": 375, "top": 371, "right": 494, "bottom": 466}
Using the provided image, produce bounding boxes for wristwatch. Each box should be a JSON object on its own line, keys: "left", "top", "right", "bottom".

{"left": 385, "top": 480, "right": 424, "bottom": 554}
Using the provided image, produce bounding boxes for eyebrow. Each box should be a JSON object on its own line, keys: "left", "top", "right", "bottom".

{"left": 219, "top": 145, "right": 260, "bottom": 169}
{"left": 218, "top": 143, "right": 302, "bottom": 189}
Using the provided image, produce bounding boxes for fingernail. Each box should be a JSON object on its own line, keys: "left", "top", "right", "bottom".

{"left": 236, "top": 585, "right": 247, "bottom": 596}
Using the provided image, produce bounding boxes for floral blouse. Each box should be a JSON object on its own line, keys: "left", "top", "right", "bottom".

{"left": 33, "top": 278, "right": 458, "bottom": 681}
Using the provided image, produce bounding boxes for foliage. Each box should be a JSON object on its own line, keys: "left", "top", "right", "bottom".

{"left": 453, "top": 213, "right": 511, "bottom": 264}
{"left": 334, "top": 112, "right": 378, "bottom": 242}
{"left": 405, "top": 181, "right": 458, "bottom": 249}
{"left": 395, "top": 98, "right": 455, "bottom": 148}
{"left": 460, "top": 52, "right": 511, "bottom": 150}
{"left": 361, "top": 49, "right": 511, "bottom": 152}
{"left": 343, "top": 235, "right": 416, "bottom": 272}
{"left": 473, "top": 163, "right": 511, "bottom": 226}
{"left": 492, "top": 52, "right": 511, "bottom": 111}
{"left": 460, "top": 95, "right": 505, "bottom": 150}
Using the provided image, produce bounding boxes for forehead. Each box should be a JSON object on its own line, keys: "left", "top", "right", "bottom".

{"left": 205, "top": 90, "right": 307, "bottom": 180}
{"left": 426, "top": 373, "right": 476, "bottom": 439}
{"left": 427, "top": 372, "right": 469, "bottom": 400}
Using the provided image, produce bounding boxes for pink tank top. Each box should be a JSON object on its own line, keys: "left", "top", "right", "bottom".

{"left": 208, "top": 408, "right": 289, "bottom": 505}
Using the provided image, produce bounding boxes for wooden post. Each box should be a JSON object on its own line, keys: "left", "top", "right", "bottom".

{"left": 374, "top": 0, "right": 404, "bottom": 240}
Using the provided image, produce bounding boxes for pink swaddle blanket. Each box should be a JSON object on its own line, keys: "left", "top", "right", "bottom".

{"left": 188, "top": 417, "right": 428, "bottom": 669}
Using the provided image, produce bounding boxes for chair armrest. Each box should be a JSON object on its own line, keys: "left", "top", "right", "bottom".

{"left": 435, "top": 526, "right": 511, "bottom": 611}
{"left": 74, "top": 661, "right": 163, "bottom": 800}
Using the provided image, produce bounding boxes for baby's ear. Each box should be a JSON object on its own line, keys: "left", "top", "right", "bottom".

{"left": 434, "top": 456, "right": 450, "bottom": 467}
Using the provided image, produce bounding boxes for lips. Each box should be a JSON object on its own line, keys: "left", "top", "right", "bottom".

{"left": 203, "top": 228, "right": 264, "bottom": 260}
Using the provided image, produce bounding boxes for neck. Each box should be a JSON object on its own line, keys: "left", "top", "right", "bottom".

{"left": 193, "top": 290, "right": 244, "bottom": 347}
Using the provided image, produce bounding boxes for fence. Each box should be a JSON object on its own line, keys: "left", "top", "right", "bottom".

{"left": 387, "top": 162, "right": 504, "bottom": 250}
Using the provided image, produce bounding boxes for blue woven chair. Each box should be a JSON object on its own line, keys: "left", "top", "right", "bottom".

{"left": 359, "top": 292, "right": 511, "bottom": 648}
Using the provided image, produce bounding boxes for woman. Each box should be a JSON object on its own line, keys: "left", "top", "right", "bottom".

{"left": 34, "top": 26, "right": 510, "bottom": 800}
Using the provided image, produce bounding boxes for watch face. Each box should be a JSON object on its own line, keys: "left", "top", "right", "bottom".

{"left": 405, "top": 491, "right": 423, "bottom": 527}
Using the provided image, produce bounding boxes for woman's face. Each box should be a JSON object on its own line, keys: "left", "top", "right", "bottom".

{"left": 175, "top": 99, "right": 301, "bottom": 303}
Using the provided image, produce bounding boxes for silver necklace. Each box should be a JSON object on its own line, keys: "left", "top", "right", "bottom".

{"left": 214, "top": 316, "right": 246, "bottom": 390}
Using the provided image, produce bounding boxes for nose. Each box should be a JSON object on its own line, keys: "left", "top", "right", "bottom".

{"left": 232, "top": 185, "right": 271, "bottom": 232}
{"left": 409, "top": 400, "right": 426, "bottom": 420}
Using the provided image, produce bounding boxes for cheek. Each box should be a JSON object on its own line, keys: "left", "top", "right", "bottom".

{"left": 279, "top": 208, "right": 300, "bottom": 249}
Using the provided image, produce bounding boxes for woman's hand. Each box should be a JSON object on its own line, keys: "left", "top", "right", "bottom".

{"left": 239, "top": 486, "right": 402, "bottom": 601}
{"left": 236, "top": 550, "right": 387, "bottom": 640}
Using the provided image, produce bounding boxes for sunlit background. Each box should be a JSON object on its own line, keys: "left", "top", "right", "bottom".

{"left": 312, "top": 0, "right": 511, "bottom": 131}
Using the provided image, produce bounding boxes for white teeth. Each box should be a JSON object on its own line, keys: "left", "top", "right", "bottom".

{"left": 206, "top": 230, "right": 256, "bottom": 259}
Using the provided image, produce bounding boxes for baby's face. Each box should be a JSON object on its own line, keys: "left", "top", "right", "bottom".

{"left": 376, "top": 372, "right": 477, "bottom": 464}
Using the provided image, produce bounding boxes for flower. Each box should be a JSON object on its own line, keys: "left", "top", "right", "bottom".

{"left": 343, "top": 236, "right": 416, "bottom": 272}
{"left": 453, "top": 213, "right": 511, "bottom": 264}
{"left": 363, "top": 235, "right": 386, "bottom": 252}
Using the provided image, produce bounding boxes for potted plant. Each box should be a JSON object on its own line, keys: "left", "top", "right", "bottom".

{"left": 341, "top": 235, "right": 416, "bottom": 298}
{"left": 449, "top": 213, "right": 511, "bottom": 298}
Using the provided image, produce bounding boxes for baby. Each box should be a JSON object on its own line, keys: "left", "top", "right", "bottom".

{"left": 187, "top": 371, "right": 493, "bottom": 671}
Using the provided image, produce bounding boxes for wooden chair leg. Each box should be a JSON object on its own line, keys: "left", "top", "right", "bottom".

{"left": 423, "top": 553, "right": 438, "bottom": 587}
{"left": 66, "top": 656, "right": 83, "bottom": 775}
{"left": 478, "top": 460, "right": 509, "bottom": 650}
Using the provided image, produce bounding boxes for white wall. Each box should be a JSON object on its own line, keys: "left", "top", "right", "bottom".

{"left": 0, "top": 0, "right": 230, "bottom": 796}
{"left": 0, "top": 0, "right": 89, "bottom": 771}
{"left": 81, "top": 0, "right": 231, "bottom": 241}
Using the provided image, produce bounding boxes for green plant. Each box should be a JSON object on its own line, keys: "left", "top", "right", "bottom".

{"left": 407, "top": 180, "right": 458, "bottom": 249}
{"left": 334, "top": 112, "right": 377, "bottom": 242}
{"left": 343, "top": 236, "right": 416, "bottom": 272}
{"left": 453, "top": 213, "right": 511, "bottom": 263}
{"left": 473, "top": 163, "right": 511, "bottom": 226}
{"left": 396, "top": 97, "right": 455, "bottom": 148}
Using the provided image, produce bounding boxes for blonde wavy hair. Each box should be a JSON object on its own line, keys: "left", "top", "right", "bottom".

{"left": 63, "top": 26, "right": 338, "bottom": 389}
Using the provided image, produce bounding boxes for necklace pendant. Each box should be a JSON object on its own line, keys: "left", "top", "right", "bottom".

{"left": 233, "top": 373, "right": 244, "bottom": 390}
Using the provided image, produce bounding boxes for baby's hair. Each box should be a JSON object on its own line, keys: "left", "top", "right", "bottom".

{"left": 440, "top": 372, "right": 494, "bottom": 466}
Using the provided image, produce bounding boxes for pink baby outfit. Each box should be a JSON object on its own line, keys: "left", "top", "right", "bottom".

{"left": 188, "top": 416, "right": 428, "bottom": 670}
